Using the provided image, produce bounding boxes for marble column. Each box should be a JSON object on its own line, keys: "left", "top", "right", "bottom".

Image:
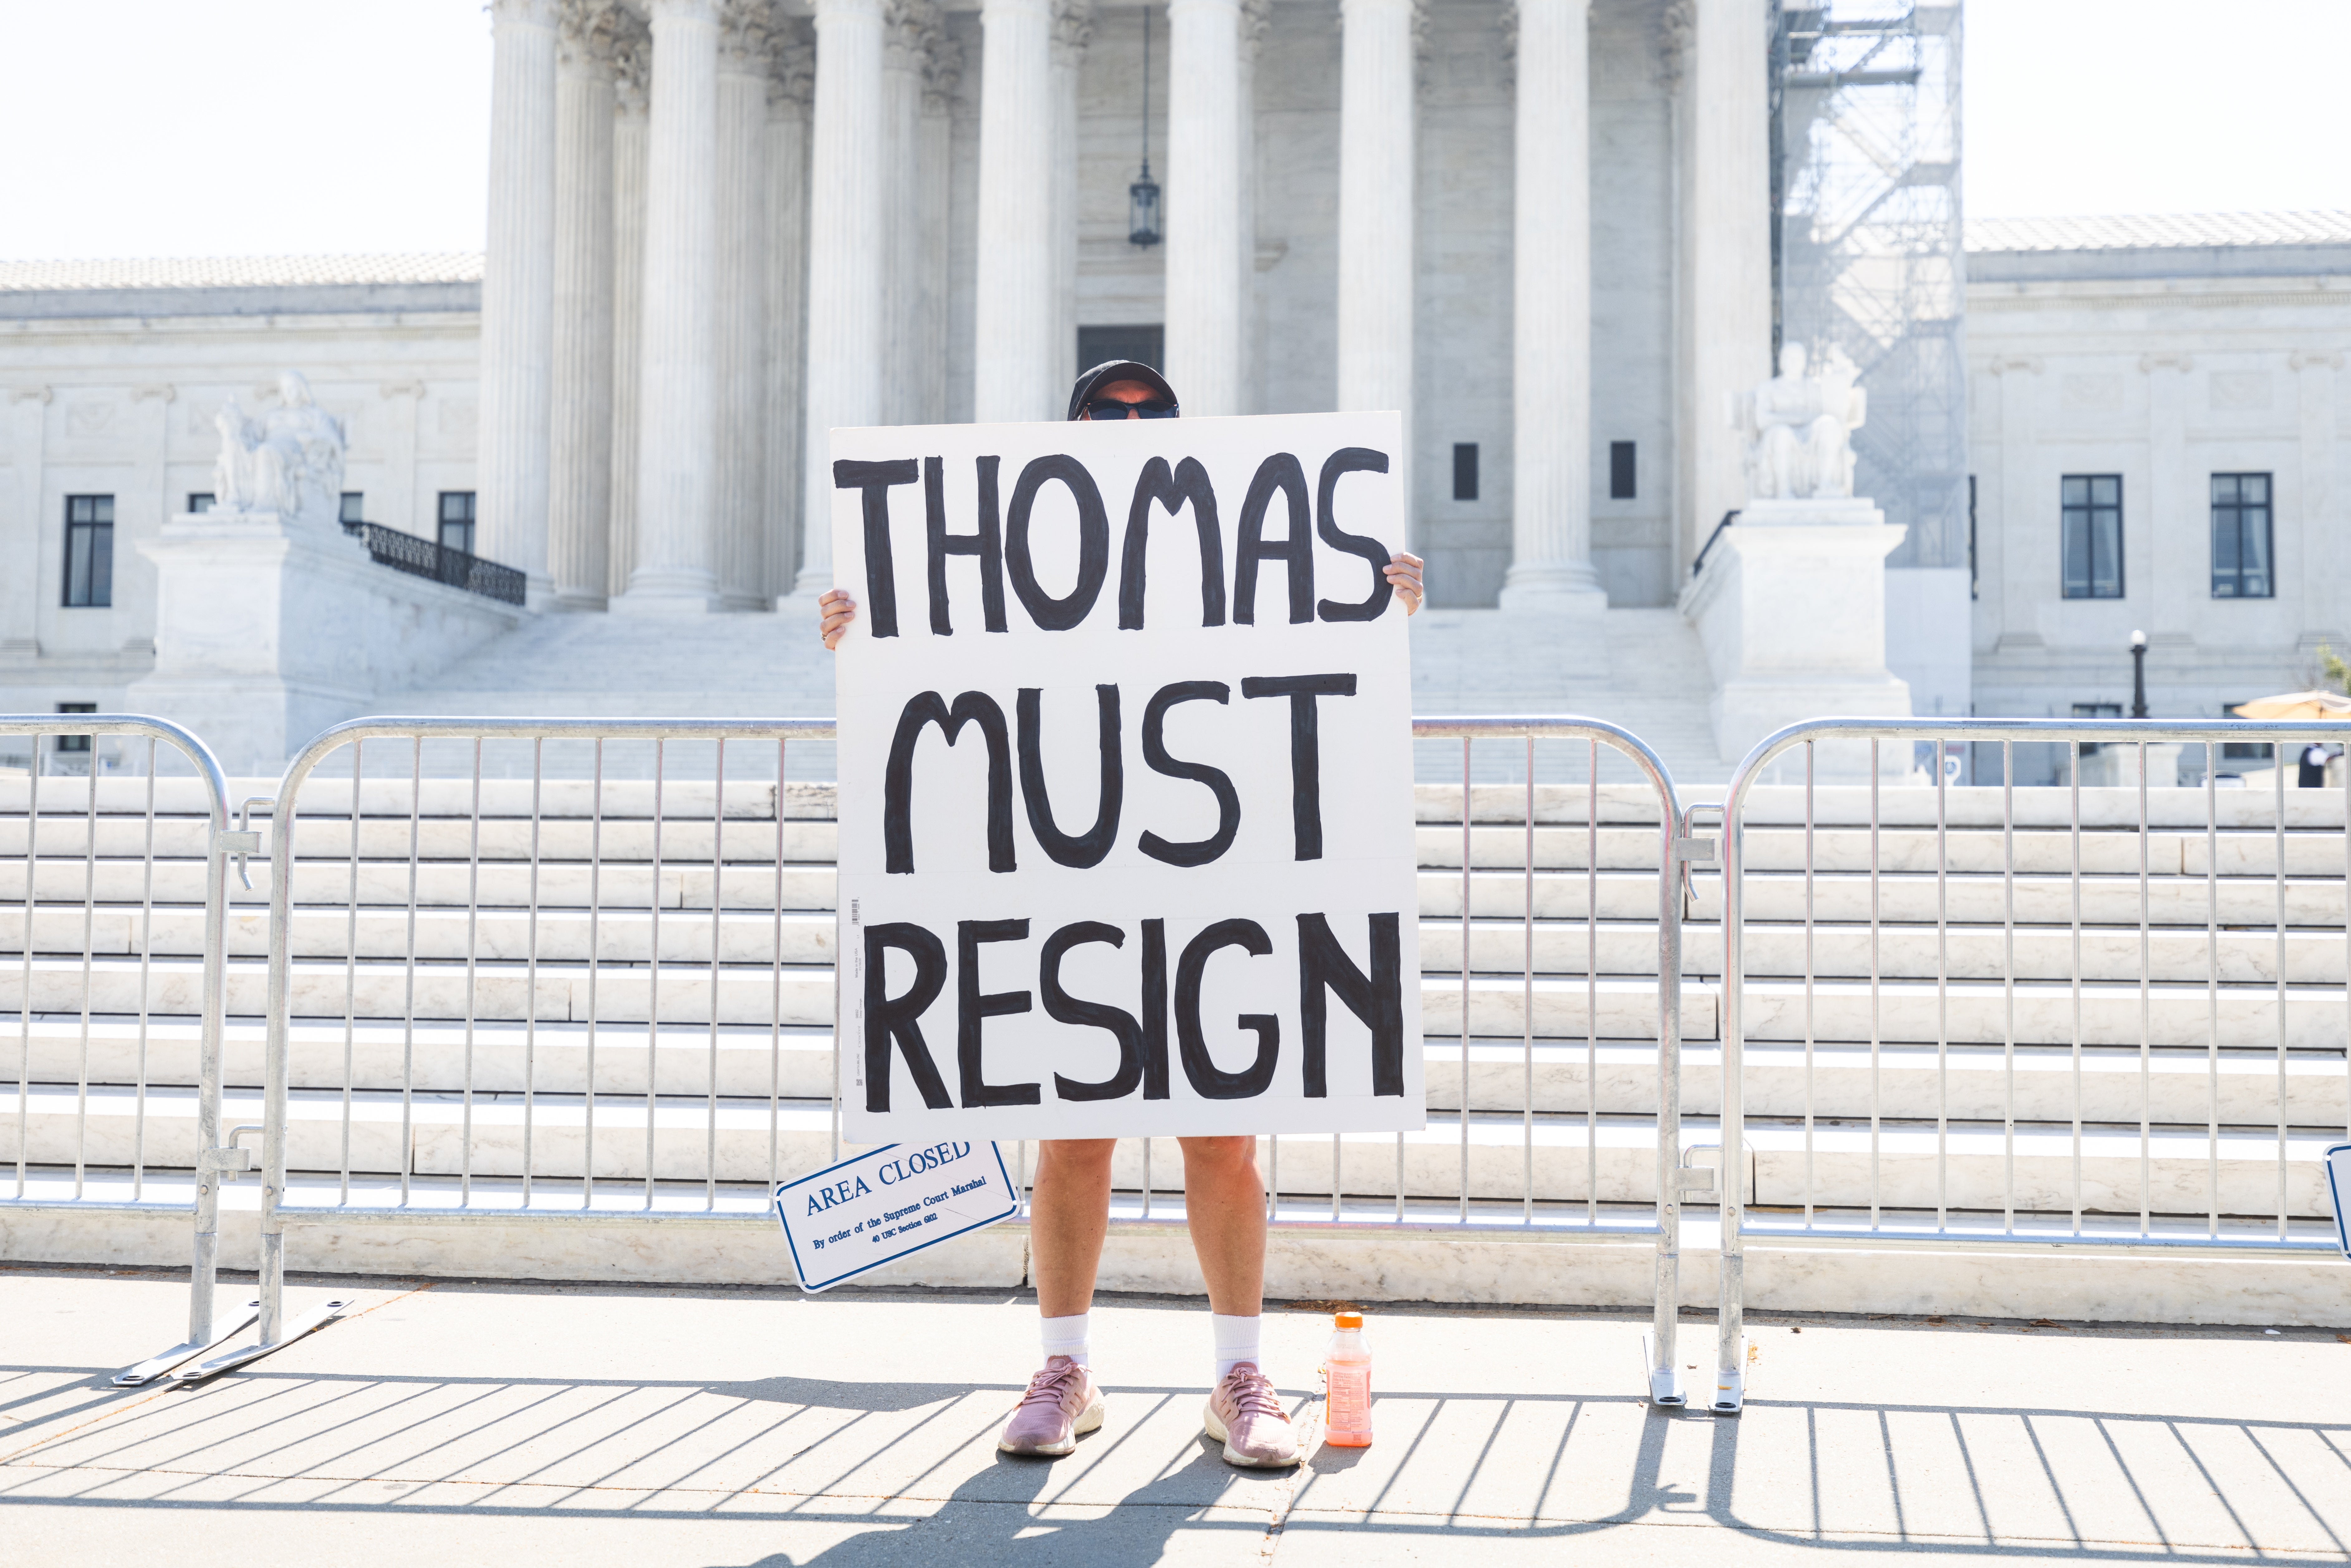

{"left": 1336, "top": 0, "right": 1416, "bottom": 533}
{"left": 715, "top": 0, "right": 772, "bottom": 610}
{"left": 973, "top": 0, "right": 1057, "bottom": 422}
{"left": 1050, "top": 0, "right": 1093, "bottom": 391}
{"left": 618, "top": 0, "right": 724, "bottom": 612}
{"left": 799, "top": 0, "right": 890, "bottom": 595}
{"left": 1236, "top": 0, "right": 1267, "bottom": 413}
{"left": 478, "top": 0, "right": 562, "bottom": 601}
{"left": 2, "top": 388, "right": 48, "bottom": 655}
{"left": 1500, "top": 0, "right": 1605, "bottom": 612}
{"left": 764, "top": 27, "right": 815, "bottom": 602}
{"left": 606, "top": 20, "right": 651, "bottom": 597}
{"left": 1165, "top": 0, "right": 1243, "bottom": 415}
{"left": 1674, "top": 0, "right": 1770, "bottom": 571}
{"left": 878, "top": 0, "right": 930, "bottom": 426}
{"left": 549, "top": 0, "right": 616, "bottom": 610}
{"left": 916, "top": 28, "right": 960, "bottom": 424}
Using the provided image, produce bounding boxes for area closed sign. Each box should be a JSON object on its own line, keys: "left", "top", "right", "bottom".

{"left": 831, "top": 411, "right": 1425, "bottom": 1143}
{"left": 773, "top": 1139, "right": 1020, "bottom": 1292}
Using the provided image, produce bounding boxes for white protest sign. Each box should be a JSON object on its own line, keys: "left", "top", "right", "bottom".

{"left": 832, "top": 411, "right": 1423, "bottom": 1143}
{"left": 773, "top": 1139, "right": 1020, "bottom": 1291}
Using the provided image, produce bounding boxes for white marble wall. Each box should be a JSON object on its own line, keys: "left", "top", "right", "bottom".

{"left": 1968, "top": 253, "right": 2351, "bottom": 722}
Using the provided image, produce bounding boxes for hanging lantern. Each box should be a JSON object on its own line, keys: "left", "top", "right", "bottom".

{"left": 1129, "top": 162, "right": 1161, "bottom": 249}
{"left": 1130, "top": 6, "right": 1160, "bottom": 249}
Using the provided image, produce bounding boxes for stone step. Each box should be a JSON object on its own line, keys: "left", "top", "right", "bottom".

{"left": 8, "top": 1084, "right": 2337, "bottom": 1214}
{"left": 9, "top": 1019, "right": 2343, "bottom": 1124}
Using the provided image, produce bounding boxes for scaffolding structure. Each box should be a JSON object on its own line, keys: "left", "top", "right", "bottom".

{"left": 1770, "top": 0, "right": 1966, "bottom": 571}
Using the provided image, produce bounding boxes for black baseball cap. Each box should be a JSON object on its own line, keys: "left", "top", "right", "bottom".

{"left": 1067, "top": 360, "right": 1180, "bottom": 421}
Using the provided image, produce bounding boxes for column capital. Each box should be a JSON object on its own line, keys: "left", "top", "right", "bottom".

{"left": 1052, "top": 0, "right": 1095, "bottom": 56}
{"left": 1239, "top": 0, "right": 1269, "bottom": 55}
{"left": 1658, "top": 0, "right": 1693, "bottom": 92}
{"left": 884, "top": 0, "right": 943, "bottom": 72}
{"left": 720, "top": 0, "right": 774, "bottom": 71}
{"left": 766, "top": 16, "right": 817, "bottom": 108}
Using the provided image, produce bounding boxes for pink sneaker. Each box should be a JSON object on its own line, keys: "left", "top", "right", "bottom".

{"left": 1204, "top": 1362, "right": 1300, "bottom": 1468}
{"left": 998, "top": 1355, "right": 1106, "bottom": 1457}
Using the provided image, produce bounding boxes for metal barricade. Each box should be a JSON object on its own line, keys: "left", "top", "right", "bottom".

{"left": 199, "top": 713, "right": 1695, "bottom": 1399}
{"left": 0, "top": 714, "right": 257, "bottom": 1384}
{"left": 1708, "top": 717, "right": 2351, "bottom": 1414}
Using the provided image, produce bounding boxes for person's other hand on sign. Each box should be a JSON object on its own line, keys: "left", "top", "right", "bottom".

{"left": 815, "top": 365, "right": 1422, "bottom": 649}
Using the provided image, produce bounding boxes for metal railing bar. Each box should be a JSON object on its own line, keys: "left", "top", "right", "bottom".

{"left": 1868, "top": 738, "right": 1880, "bottom": 1230}
{"left": 15, "top": 735, "right": 35, "bottom": 1201}
{"left": 1805, "top": 741, "right": 1817, "bottom": 1227}
{"left": 2069, "top": 739, "right": 2083, "bottom": 1234}
{"left": 341, "top": 742, "right": 362, "bottom": 1205}
{"left": 1934, "top": 734, "right": 1947, "bottom": 1231}
{"left": 2207, "top": 740, "right": 2219, "bottom": 1239}
{"left": 1459, "top": 737, "right": 1470, "bottom": 1224}
{"left": 1541, "top": 736, "right": 1550, "bottom": 1228}
{"left": 771, "top": 738, "right": 785, "bottom": 1192}
{"left": 647, "top": 738, "right": 666, "bottom": 1213}
{"left": 523, "top": 738, "right": 545, "bottom": 1210}
{"left": 2273, "top": 739, "right": 2288, "bottom": 1243}
{"left": 708, "top": 739, "right": 726, "bottom": 1212}
{"left": 400, "top": 737, "right": 423, "bottom": 1208}
{"left": 1579, "top": 738, "right": 1592, "bottom": 1228}
{"left": 460, "top": 739, "right": 483, "bottom": 1205}
{"left": 75, "top": 741, "right": 99, "bottom": 1200}
{"left": 132, "top": 741, "right": 158, "bottom": 1202}
{"left": 585, "top": 738, "right": 605, "bottom": 1210}
{"left": 2138, "top": 740, "right": 2151, "bottom": 1237}
{"left": 2002, "top": 738, "right": 2015, "bottom": 1234}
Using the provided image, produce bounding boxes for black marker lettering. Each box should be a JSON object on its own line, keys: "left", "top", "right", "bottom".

{"left": 1006, "top": 454, "right": 1110, "bottom": 630}
{"left": 1233, "top": 452, "right": 1313, "bottom": 625}
{"left": 1017, "top": 685, "right": 1122, "bottom": 868}
{"left": 1119, "top": 456, "right": 1225, "bottom": 629}
{"left": 883, "top": 690, "right": 1016, "bottom": 874}
{"left": 1174, "top": 918, "right": 1279, "bottom": 1100}
{"left": 925, "top": 454, "right": 1008, "bottom": 635}
{"left": 1296, "top": 912, "right": 1406, "bottom": 1097}
{"left": 864, "top": 922, "right": 951, "bottom": 1112}
{"left": 957, "top": 918, "right": 1038, "bottom": 1107}
{"left": 1040, "top": 921, "right": 1144, "bottom": 1102}
{"left": 1315, "top": 447, "right": 1394, "bottom": 622}
{"left": 1137, "top": 680, "right": 1240, "bottom": 868}
{"left": 1239, "top": 673, "right": 1358, "bottom": 860}
{"left": 835, "top": 457, "right": 919, "bottom": 638}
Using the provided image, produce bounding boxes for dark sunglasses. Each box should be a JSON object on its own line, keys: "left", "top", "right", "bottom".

{"left": 1079, "top": 396, "right": 1179, "bottom": 420}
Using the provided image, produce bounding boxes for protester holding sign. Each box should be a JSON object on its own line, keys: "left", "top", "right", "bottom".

{"left": 818, "top": 362, "right": 1424, "bottom": 1469}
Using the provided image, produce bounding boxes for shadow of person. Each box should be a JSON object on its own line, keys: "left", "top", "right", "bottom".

{"left": 704, "top": 1375, "right": 968, "bottom": 1415}
{"left": 715, "top": 1436, "right": 1260, "bottom": 1568}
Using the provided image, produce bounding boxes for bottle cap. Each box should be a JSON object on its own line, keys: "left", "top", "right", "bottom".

{"left": 1335, "top": 1311, "right": 1363, "bottom": 1329}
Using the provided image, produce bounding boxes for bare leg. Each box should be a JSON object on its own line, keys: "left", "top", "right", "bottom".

{"left": 1030, "top": 1138, "right": 1116, "bottom": 1318}
{"left": 1178, "top": 1136, "right": 1267, "bottom": 1316}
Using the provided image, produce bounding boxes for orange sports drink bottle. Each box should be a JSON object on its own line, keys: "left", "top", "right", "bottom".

{"left": 1323, "top": 1312, "right": 1373, "bottom": 1446}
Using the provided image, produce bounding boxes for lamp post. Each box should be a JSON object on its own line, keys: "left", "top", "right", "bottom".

{"left": 2129, "top": 629, "right": 2149, "bottom": 719}
{"left": 1128, "top": 6, "right": 1160, "bottom": 248}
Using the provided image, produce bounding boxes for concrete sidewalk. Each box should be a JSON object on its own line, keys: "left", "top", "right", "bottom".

{"left": 3, "top": 1265, "right": 2348, "bottom": 1566}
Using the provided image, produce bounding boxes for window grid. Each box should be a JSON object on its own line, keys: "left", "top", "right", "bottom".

{"left": 340, "top": 491, "right": 365, "bottom": 529}
{"left": 2210, "top": 472, "right": 2273, "bottom": 599}
{"left": 2060, "top": 474, "right": 2123, "bottom": 599}
{"left": 1451, "top": 443, "right": 1478, "bottom": 502}
{"left": 63, "top": 494, "right": 114, "bottom": 608}
{"left": 1608, "top": 441, "right": 1636, "bottom": 500}
{"left": 438, "top": 491, "right": 477, "bottom": 556}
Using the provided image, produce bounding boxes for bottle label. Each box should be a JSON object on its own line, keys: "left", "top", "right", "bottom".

{"left": 1327, "top": 1364, "right": 1370, "bottom": 1431}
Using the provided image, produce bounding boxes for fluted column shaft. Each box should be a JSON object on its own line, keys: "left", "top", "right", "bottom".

{"left": 715, "top": 5, "right": 771, "bottom": 609}
{"left": 973, "top": 0, "right": 1058, "bottom": 421}
{"left": 479, "top": 0, "right": 561, "bottom": 599}
{"left": 1337, "top": 0, "right": 1415, "bottom": 536}
{"left": 621, "top": 0, "right": 724, "bottom": 611}
{"left": 799, "top": 0, "right": 890, "bottom": 594}
{"left": 1164, "top": 0, "right": 1242, "bottom": 416}
{"left": 550, "top": 9, "right": 615, "bottom": 609}
{"left": 1501, "top": 0, "right": 1604, "bottom": 610}
{"left": 764, "top": 34, "right": 814, "bottom": 602}
{"left": 1677, "top": 0, "right": 1771, "bottom": 568}
{"left": 607, "top": 59, "right": 650, "bottom": 597}
{"left": 1049, "top": 1, "right": 1091, "bottom": 394}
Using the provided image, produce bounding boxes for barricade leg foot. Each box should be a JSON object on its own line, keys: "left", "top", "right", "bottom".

{"left": 169, "top": 1298, "right": 350, "bottom": 1386}
{"left": 112, "top": 1301, "right": 261, "bottom": 1388}
{"left": 1711, "top": 1363, "right": 1745, "bottom": 1415}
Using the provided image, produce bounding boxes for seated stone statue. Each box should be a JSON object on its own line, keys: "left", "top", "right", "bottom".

{"left": 210, "top": 371, "right": 347, "bottom": 527}
{"left": 1735, "top": 343, "right": 1865, "bottom": 501}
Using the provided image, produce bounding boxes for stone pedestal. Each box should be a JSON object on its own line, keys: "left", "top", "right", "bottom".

{"left": 127, "top": 512, "right": 526, "bottom": 773}
{"left": 1677, "top": 496, "right": 1911, "bottom": 772}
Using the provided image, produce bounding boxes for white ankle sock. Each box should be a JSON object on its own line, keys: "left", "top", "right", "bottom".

{"left": 1212, "top": 1313, "right": 1261, "bottom": 1379}
{"left": 1040, "top": 1312, "right": 1090, "bottom": 1367}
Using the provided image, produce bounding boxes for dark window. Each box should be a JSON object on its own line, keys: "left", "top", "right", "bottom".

{"left": 1076, "top": 324, "right": 1165, "bottom": 376}
{"left": 438, "top": 491, "right": 477, "bottom": 556}
{"left": 2210, "top": 472, "right": 2273, "bottom": 599}
{"left": 54, "top": 702, "right": 96, "bottom": 754}
{"left": 2071, "top": 703, "right": 2121, "bottom": 718}
{"left": 187, "top": 492, "right": 215, "bottom": 514}
{"left": 340, "top": 491, "right": 364, "bottom": 530}
{"left": 1452, "top": 443, "right": 1478, "bottom": 501}
{"left": 2060, "top": 474, "right": 2123, "bottom": 599}
{"left": 63, "top": 495, "right": 113, "bottom": 608}
{"left": 1608, "top": 441, "right": 1636, "bottom": 499}
{"left": 2219, "top": 703, "right": 2272, "bottom": 762}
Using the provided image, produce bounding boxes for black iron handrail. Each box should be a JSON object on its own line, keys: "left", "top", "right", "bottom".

{"left": 1690, "top": 509, "right": 1740, "bottom": 579}
{"left": 342, "top": 520, "right": 525, "bottom": 606}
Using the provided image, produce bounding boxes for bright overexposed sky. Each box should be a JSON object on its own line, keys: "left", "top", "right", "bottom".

{"left": 2, "top": 0, "right": 2348, "bottom": 260}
